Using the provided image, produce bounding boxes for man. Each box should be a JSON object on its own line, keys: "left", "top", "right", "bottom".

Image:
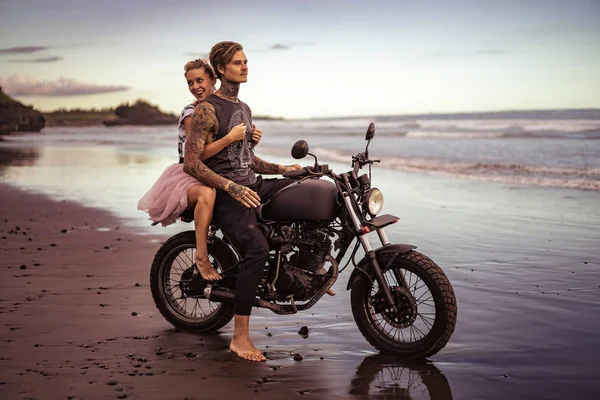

{"left": 183, "top": 41, "right": 301, "bottom": 362}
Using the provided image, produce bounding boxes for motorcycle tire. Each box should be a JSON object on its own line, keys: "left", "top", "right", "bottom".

{"left": 350, "top": 250, "right": 457, "bottom": 359}
{"left": 150, "top": 230, "right": 238, "bottom": 332}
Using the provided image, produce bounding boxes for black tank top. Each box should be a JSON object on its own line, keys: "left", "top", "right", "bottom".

{"left": 204, "top": 94, "right": 256, "bottom": 186}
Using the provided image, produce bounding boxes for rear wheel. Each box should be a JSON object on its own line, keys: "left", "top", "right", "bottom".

{"left": 350, "top": 251, "right": 456, "bottom": 359}
{"left": 150, "top": 230, "right": 238, "bottom": 332}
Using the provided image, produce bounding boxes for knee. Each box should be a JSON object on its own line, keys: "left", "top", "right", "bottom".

{"left": 195, "top": 186, "right": 216, "bottom": 207}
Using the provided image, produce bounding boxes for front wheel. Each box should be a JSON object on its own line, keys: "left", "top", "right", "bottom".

{"left": 350, "top": 250, "right": 457, "bottom": 359}
{"left": 150, "top": 230, "right": 238, "bottom": 332}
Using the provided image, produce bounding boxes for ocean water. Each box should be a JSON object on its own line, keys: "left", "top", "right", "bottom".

{"left": 1, "top": 111, "right": 599, "bottom": 235}
{"left": 4, "top": 110, "right": 599, "bottom": 190}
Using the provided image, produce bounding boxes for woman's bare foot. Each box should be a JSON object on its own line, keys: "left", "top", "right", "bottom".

{"left": 230, "top": 336, "right": 266, "bottom": 362}
{"left": 194, "top": 255, "right": 222, "bottom": 281}
{"left": 326, "top": 288, "right": 336, "bottom": 296}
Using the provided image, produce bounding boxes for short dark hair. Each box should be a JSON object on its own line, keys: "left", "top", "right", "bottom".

{"left": 209, "top": 41, "right": 244, "bottom": 80}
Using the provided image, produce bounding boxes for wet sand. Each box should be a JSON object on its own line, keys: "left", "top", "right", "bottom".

{"left": 2, "top": 167, "right": 600, "bottom": 399}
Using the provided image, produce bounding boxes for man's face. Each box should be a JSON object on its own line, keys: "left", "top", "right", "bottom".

{"left": 221, "top": 50, "right": 248, "bottom": 83}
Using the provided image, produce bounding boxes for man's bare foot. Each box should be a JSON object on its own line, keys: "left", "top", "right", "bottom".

{"left": 230, "top": 336, "right": 266, "bottom": 362}
{"left": 326, "top": 288, "right": 336, "bottom": 296}
{"left": 194, "top": 255, "right": 222, "bottom": 281}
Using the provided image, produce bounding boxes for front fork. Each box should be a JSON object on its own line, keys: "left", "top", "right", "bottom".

{"left": 342, "top": 193, "right": 405, "bottom": 311}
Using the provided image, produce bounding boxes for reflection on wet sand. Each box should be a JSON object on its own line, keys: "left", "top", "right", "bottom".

{"left": 349, "top": 355, "right": 452, "bottom": 399}
{"left": 0, "top": 146, "right": 40, "bottom": 175}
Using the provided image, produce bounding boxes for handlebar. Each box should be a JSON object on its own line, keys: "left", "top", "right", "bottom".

{"left": 282, "top": 168, "right": 309, "bottom": 178}
{"left": 282, "top": 165, "right": 329, "bottom": 179}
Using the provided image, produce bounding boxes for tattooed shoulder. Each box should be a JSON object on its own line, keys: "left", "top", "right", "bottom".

{"left": 190, "top": 102, "right": 218, "bottom": 139}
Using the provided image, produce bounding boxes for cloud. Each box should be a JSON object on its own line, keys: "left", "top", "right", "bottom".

{"left": 0, "top": 46, "right": 49, "bottom": 54}
{"left": 475, "top": 50, "right": 507, "bottom": 55}
{"left": 270, "top": 43, "right": 290, "bottom": 50}
{"left": 7, "top": 56, "right": 63, "bottom": 63}
{"left": 427, "top": 50, "right": 507, "bottom": 57}
{"left": 0, "top": 75, "right": 130, "bottom": 96}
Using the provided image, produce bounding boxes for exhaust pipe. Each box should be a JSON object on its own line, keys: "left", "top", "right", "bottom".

{"left": 203, "top": 285, "right": 289, "bottom": 313}
{"left": 203, "top": 285, "right": 237, "bottom": 304}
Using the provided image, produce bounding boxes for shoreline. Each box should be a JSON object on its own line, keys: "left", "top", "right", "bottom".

{"left": 2, "top": 165, "right": 600, "bottom": 399}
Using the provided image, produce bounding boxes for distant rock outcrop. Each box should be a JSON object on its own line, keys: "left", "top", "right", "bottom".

{"left": 0, "top": 86, "right": 45, "bottom": 134}
{"left": 103, "top": 100, "right": 178, "bottom": 126}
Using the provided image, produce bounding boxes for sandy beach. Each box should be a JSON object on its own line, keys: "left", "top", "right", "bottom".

{"left": 1, "top": 124, "right": 600, "bottom": 399}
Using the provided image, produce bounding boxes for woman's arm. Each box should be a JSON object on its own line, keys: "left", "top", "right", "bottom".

{"left": 183, "top": 117, "right": 246, "bottom": 160}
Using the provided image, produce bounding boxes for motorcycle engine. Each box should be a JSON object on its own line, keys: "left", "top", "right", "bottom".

{"left": 273, "top": 226, "right": 332, "bottom": 301}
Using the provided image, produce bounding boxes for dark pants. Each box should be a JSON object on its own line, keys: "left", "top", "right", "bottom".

{"left": 213, "top": 177, "right": 294, "bottom": 316}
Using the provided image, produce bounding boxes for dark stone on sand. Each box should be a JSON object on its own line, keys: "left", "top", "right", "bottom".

{"left": 135, "top": 283, "right": 140, "bottom": 287}
{"left": 20, "top": 265, "right": 26, "bottom": 270}
{"left": 293, "top": 353, "right": 303, "bottom": 361}
{"left": 104, "top": 246, "right": 110, "bottom": 249}
{"left": 61, "top": 229, "right": 67, "bottom": 233}
{"left": 298, "top": 326, "right": 309, "bottom": 335}
{"left": 50, "top": 243, "right": 57, "bottom": 247}
{"left": 267, "top": 332, "right": 272, "bottom": 337}
{"left": 131, "top": 311, "right": 138, "bottom": 316}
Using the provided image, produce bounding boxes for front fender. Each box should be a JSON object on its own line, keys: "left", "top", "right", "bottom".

{"left": 346, "top": 244, "right": 416, "bottom": 290}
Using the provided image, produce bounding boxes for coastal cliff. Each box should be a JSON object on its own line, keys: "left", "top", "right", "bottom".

{"left": 0, "top": 86, "right": 45, "bottom": 134}
{"left": 103, "top": 100, "right": 178, "bottom": 126}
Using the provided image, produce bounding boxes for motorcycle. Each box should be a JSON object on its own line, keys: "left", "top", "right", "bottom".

{"left": 149, "top": 123, "right": 457, "bottom": 359}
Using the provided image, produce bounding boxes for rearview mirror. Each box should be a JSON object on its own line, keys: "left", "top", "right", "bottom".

{"left": 291, "top": 140, "right": 309, "bottom": 159}
{"left": 365, "top": 123, "right": 375, "bottom": 141}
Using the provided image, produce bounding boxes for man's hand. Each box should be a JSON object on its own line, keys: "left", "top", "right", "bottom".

{"left": 228, "top": 182, "right": 261, "bottom": 208}
{"left": 251, "top": 124, "right": 262, "bottom": 145}
{"left": 284, "top": 164, "right": 303, "bottom": 173}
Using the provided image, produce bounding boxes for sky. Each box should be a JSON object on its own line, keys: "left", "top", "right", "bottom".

{"left": 0, "top": 0, "right": 599, "bottom": 119}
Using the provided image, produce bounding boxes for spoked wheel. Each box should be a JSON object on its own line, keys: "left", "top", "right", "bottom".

{"left": 351, "top": 251, "right": 456, "bottom": 359}
{"left": 150, "top": 230, "right": 238, "bottom": 332}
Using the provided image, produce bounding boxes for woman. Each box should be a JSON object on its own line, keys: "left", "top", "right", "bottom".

{"left": 138, "top": 59, "right": 261, "bottom": 281}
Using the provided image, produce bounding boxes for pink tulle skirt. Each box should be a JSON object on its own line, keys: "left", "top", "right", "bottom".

{"left": 137, "top": 163, "right": 202, "bottom": 226}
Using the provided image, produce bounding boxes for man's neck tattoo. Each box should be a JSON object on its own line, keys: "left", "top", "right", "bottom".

{"left": 217, "top": 80, "right": 240, "bottom": 102}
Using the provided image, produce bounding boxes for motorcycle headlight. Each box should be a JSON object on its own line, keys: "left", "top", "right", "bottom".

{"left": 363, "top": 188, "right": 384, "bottom": 216}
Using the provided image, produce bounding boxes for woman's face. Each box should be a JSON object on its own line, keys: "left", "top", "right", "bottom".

{"left": 185, "top": 68, "right": 215, "bottom": 101}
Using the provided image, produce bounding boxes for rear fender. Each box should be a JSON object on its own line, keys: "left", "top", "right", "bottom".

{"left": 346, "top": 244, "right": 416, "bottom": 290}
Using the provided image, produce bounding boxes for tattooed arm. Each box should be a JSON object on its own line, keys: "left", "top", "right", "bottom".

{"left": 183, "top": 102, "right": 261, "bottom": 208}
{"left": 182, "top": 116, "right": 246, "bottom": 160}
{"left": 254, "top": 156, "right": 302, "bottom": 175}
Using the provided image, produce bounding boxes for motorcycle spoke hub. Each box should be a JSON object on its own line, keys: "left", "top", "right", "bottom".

{"left": 179, "top": 266, "right": 206, "bottom": 298}
{"left": 371, "top": 286, "right": 417, "bottom": 329}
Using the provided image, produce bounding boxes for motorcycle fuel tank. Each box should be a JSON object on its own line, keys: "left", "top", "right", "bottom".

{"left": 260, "top": 178, "right": 339, "bottom": 221}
